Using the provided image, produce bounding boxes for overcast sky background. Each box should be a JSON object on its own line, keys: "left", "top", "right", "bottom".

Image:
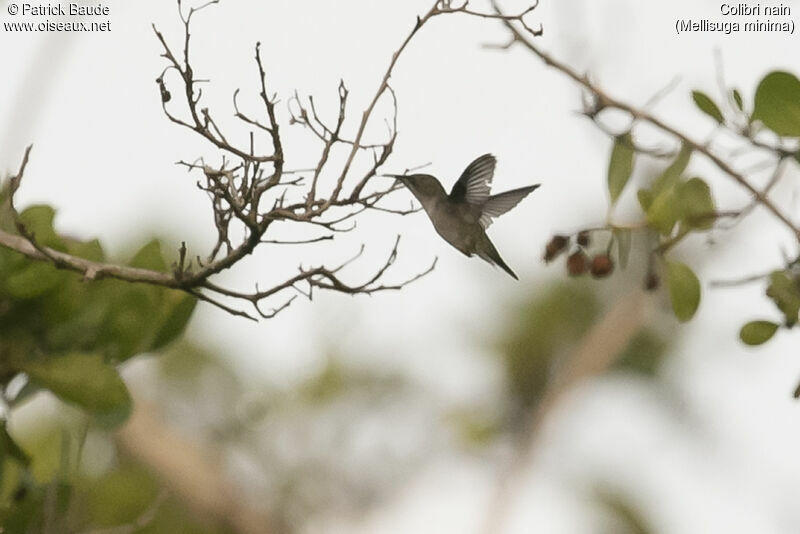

{"left": 2, "top": 1, "right": 800, "bottom": 532}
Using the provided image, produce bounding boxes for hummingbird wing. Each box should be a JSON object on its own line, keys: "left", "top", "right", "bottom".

{"left": 449, "top": 154, "right": 496, "bottom": 205}
{"left": 479, "top": 184, "right": 540, "bottom": 229}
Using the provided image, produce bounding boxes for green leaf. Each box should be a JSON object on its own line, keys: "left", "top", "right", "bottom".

{"left": 607, "top": 134, "right": 635, "bottom": 204}
{"left": 732, "top": 88, "right": 744, "bottom": 111}
{"left": 16, "top": 205, "right": 66, "bottom": 252}
{"left": 85, "top": 467, "right": 161, "bottom": 528}
{"left": 739, "top": 320, "right": 779, "bottom": 345}
{"left": 613, "top": 228, "right": 632, "bottom": 269}
{"left": 150, "top": 291, "right": 197, "bottom": 350}
{"left": 0, "top": 187, "right": 10, "bottom": 231}
{"left": 0, "top": 420, "right": 30, "bottom": 466}
{"left": 753, "top": 71, "right": 800, "bottom": 137}
{"left": 692, "top": 90, "right": 725, "bottom": 124}
{"left": 66, "top": 238, "right": 105, "bottom": 262}
{"left": 652, "top": 142, "right": 691, "bottom": 194}
{"left": 646, "top": 186, "right": 680, "bottom": 235}
{"left": 4, "top": 262, "right": 64, "bottom": 299}
{"left": 678, "top": 177, "right": 716, "bottom": 230}
{"left": 637, "top": 189, "right": 653, "bottom": 211}
{"left": 766, "top": 270, "right": 800, "bottom": 326}
{"left": 666, "top": 262, "right": 701, "bottom": 322}
{"left": 95, "top": 284, "right": 162, "bottom": 361}
{"left": 0, "top": 487, "right": 45, "bottom": 532}
{"left": 129, "top": 239, "right": 167, "bottom": 272}
{"left": 21, "top": 353, "right": 132, "bottom": 427}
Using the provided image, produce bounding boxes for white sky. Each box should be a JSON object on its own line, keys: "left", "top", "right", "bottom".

{"left": 2, "top": 1, "right": 800, "bottom": 533}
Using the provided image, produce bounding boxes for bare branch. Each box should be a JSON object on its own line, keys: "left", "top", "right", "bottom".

{"left": 261, "top": 235, "right": 334, "bottom": 245}
{"left": 0, "top": 228, "right": 175, "bottom": 286}
{"left": 435, "top": 0, "right": 542, "bottom": 37}
{"left": 2, "top": 1, "right": 500, "bottom": 319}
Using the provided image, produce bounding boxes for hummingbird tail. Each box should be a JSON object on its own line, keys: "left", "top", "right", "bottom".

{"left": 476, "top": 234, "right": 519, "bottom": 280}
{"left": 492, "top": 254, "right": 519, "bottom": 280}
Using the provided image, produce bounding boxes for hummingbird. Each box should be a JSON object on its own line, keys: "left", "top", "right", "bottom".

{"left": 388, "top": 154, "right": 539, "bottom": 280}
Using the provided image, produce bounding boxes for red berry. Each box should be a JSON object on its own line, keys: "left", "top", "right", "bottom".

{"left": 590, "top": 254, "right": 614, "bottom": 278}
{"left": 566, "top": 251, "right": 589, "bottom": 276}
{"left": 544, "top": 235, "right": 570, "bottom": 263}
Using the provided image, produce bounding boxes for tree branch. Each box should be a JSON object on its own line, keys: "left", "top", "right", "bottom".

{"left": 493, "top": 3, "right": 800, "bottom": 241}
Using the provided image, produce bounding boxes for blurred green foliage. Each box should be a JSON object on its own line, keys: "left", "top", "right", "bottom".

{"left": 595, "top": 487, "right": 654, "bottom": 534}
{"left": 0, "top": 183, "right": 197, "bottom": 531}
{"left": 496, "top": 282, "right": 667, "bottom": 430}
{"left": 0, "top": 257, "right": 674, "bottom": 532}
{"left": 500, "top": 282, "right": 600, "bottom": 413}
{"left": 0, "top": 184, "right": 196, "bottom": 419}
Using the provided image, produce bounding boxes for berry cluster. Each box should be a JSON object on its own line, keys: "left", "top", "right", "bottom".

{"left": 544, "top": 232, "right": 613, "bottom": 278}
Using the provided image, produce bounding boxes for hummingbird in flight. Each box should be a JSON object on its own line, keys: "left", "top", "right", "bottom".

{"left": 388, "top": 154, "right": 539, "bottom": 280}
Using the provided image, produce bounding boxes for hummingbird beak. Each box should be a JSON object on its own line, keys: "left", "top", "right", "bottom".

{"left": 381, "top": 174, "right": 408, "bottom": 190}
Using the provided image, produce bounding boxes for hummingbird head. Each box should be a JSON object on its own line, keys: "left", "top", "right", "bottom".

{"left": 386, "top": 173, "right": 446, "bottom": 211}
